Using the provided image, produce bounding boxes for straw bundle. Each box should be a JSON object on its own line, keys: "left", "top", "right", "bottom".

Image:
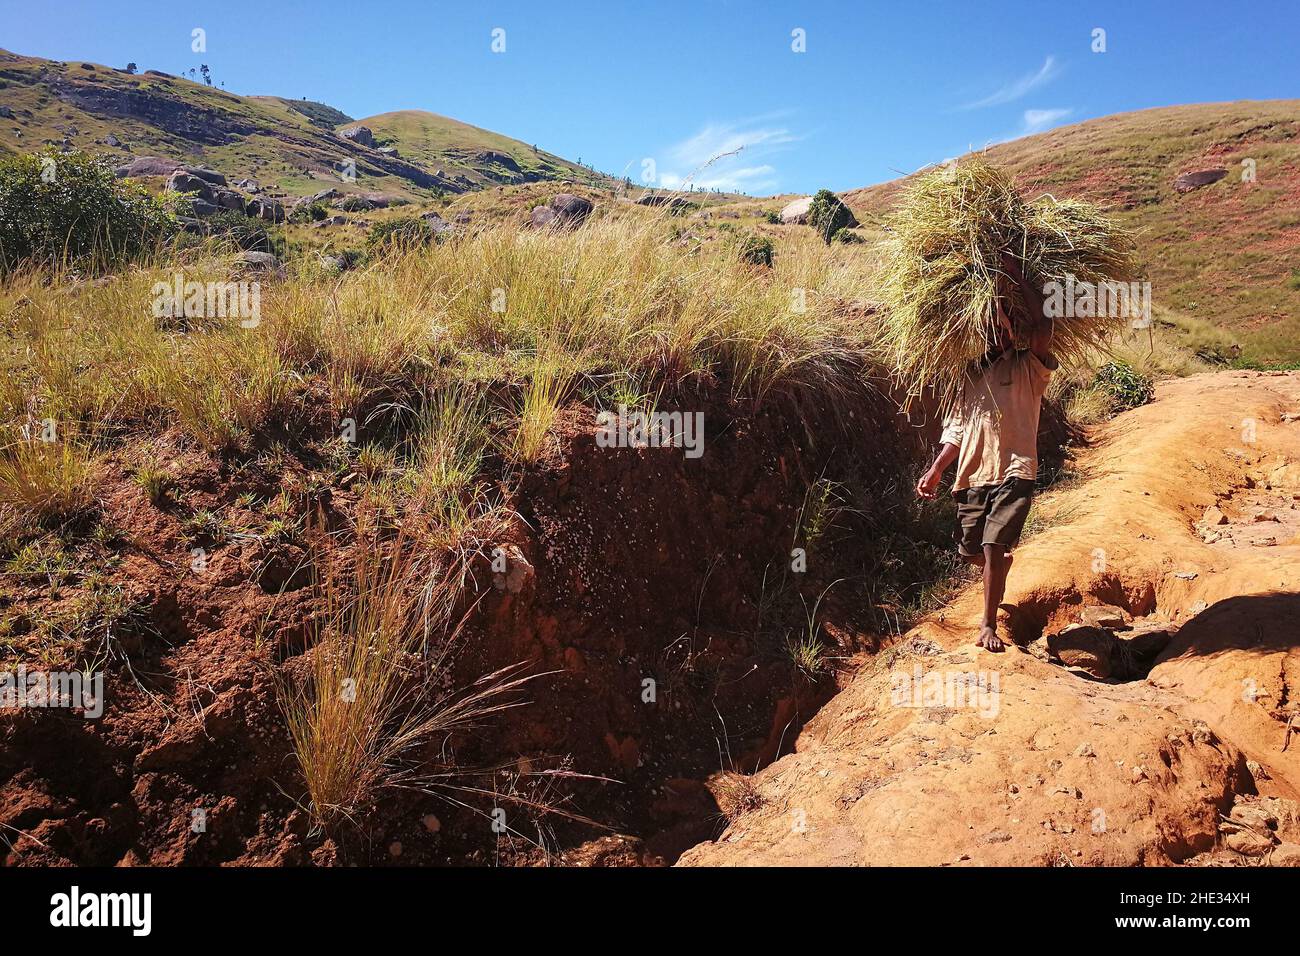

{"left": 878, "top": 158, "right": 1139, "bottom": 406}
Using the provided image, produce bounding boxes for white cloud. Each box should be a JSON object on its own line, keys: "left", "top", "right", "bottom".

{"left": 651, "top": 115, "right": 799, "bottom": 194}
{"left": 1017, "top": 107, "right": 1073, "bottom": 137}
{"left": 961, "top": 56, "right": 1061, "bottom": 110}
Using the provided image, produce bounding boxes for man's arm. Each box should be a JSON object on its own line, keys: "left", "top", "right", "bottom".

{"left": 1001, "top": 252, "right": 1054, "bottom": 364}
{"left": 917, "top": 441, "right": 959, "bottom": 500}
{"left": 918, "top": 407, "right": 963, "bottom": 499}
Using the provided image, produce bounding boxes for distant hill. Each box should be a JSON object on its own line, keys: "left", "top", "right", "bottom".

{"left": 0, "top": 49, "right": 614, "bottom": 203}
{"left": 841, "top": 101, "right": 1300, "bottom": 366}
{"left": 345, "top": 109, "right": 602, "bottom": 191}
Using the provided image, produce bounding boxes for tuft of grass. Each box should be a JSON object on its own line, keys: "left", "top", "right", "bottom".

{"left": 276, "top": 531, "right": 533, "bottom": 829}
{"left": 511, "top": 357, "right": 570, "bottom": 465}
{"left": 0, "top": 438, "right": 98, "bottom": 529}
{"left": 708, "top": 770, "right": 764, "bottom": 822}
{"left": 133, "top": 464, "right": 173, "bottom": 505}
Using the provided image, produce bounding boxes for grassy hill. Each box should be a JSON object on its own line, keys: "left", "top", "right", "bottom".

{"left": 0, "top": 49, "right": 613, "bottom": 203}
{"left": 346, "top": 109, "right": 604, "bottom": 190}
{"left": 840, "top": 100, "right": 1300, "bottom": 366}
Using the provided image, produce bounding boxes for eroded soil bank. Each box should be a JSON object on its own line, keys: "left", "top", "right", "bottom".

{"left": 2, "top": 382, "right": 947, "bottom": 865}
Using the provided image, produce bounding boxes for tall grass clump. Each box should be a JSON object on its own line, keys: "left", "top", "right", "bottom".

{"left": 878, "top": 157, "right": 1140, "bottom": 406}
{"left": 276, "top": 530, "right": 533, "bottom": 830}
{"left": 0, "top": 437, "right": 98, "bottom": 529}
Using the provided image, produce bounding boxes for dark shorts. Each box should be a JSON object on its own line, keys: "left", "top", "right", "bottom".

{"left": 953, "top": 477, "right": 1036, "bottom": 557}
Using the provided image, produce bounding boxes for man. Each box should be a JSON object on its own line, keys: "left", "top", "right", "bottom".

{"left": 916, "top": 253, "right": 1056, "bottom": 651}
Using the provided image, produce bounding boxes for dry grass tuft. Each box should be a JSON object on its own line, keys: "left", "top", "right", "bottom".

{"left": 878, "top": 157, "right": 1140, "bottom": 406}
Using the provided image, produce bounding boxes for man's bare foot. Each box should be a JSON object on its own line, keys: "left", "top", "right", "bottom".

{"left": 977, "top": 625, "right": 1004, "bottom": 652}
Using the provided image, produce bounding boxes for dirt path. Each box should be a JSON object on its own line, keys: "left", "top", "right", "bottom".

{"left": 680, "top": 370, "right": 1300, "bottom": 867}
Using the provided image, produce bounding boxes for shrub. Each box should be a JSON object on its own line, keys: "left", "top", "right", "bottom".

{"left": 289, "top": 201, "right": 328, "bottom": 224}
{"left": 763, "top": 210, "right": 782, "bottom": 225}
{"left": 738, "top": 234, "right": 775, "bottom": 267}
{"left": 366, "top": 216, "right": 438, "bottom": 254}
{"left": 204, "top": 210, "right": 275, "bottom": 252}
{"left": 1092, "top": 361, "right": 1154, "bottom": 410}
{"left": 807, "top": 188, "right": 855, "bottom": 245}
{"left": 0, "top": 148, "right": 175, "bottom": 273}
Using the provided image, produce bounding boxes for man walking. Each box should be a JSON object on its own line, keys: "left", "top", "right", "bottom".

{"left": 916, "top": 254, "right": 1056, "bottom": 651}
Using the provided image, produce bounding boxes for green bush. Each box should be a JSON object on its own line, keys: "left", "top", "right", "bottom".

{"left": 763, "top": 210, "right": 782, "bottom": 225}
{"left": 0, "top": 148, "right": 175, "bottom": 272}
{"left": 205, "top": 210, "right": 276, "bottom": 253}
{"left": 737, "top": 234, "right": 774, "bottom": 267}
{"left": 1093, "top": 361, "right": 1154, "bottom": 410}
{"left": 289, "top": 201, "right": 328, "bottom": 224}
{"left": 807, "top": 188, "right": 855, "bottom": 245}
{"left": 366, "top": 216, "right": 439, "bottom": 254}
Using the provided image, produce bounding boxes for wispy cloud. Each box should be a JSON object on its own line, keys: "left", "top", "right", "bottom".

{"left": 651, "top": 115, "right": 800, "bottom": 194}
{"left": 961, "top": 56, "right": 1061, "bottom": 110}
{"left": 1016, "top": 107, "right": 1073, "bottom": 137}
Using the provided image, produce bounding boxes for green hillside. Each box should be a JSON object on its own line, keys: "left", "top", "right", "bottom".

{"left": 0, "top": 49, "right": 612, "bottom": 203}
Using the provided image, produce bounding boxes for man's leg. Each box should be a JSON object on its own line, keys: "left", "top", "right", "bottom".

{"left": 978, "top": 543, "right": 1012, "bottom": 651}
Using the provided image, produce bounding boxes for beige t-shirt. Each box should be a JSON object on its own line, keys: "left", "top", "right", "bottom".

{"left": 940, "top": 349, "right": 1055, "bottom": 492}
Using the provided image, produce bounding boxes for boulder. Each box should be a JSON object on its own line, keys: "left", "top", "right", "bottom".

{"left": 181, "top": 165, "right": 227, "bottom": 187}
{"left": 530, "top": 193, "right": 594, "bottom": 229}
{"left": 476, "top": 150, "right": 521, "bottom": 172}
{"left": 167, "top": 170, "right": 213, "bottom": 199}
{"left": 212, "top": 189, "right": 245, "bottom": 212}
{"left": 1224, "top": 827, "right": 1275, "bottom": 856}
{"left": 1080, "top": 604, "right": 1128, "bottom": 629}
{"left": 246, "top": 197, "right": 286, "bottom": 223}
{"left": 1174, "top": 168, "right": 1227, "bottom": 193}
{"left": 529, "top": 205, "right": 558, "bottom": 229}
{"left": 780, "top": 196, "right": 813, "bottom": 224}
{"left": 312, "top": 215, "right": 347, "bottom": 228}
{"left": 1269, "top": 844, "right": 1300, "bottom": 867}
{"left": 377, "top": 146, "right": 399, "bottom": 158}
{"left": 231, "top": 251, "right": 284, "bottom": 278}
{"left": 339, "top": 125, "right": 375, "bottom": 147}
{"left": 188, "top": 198, "right": 218, "bottom": 218}
{"left": 104, "top": 133, "right": 120, "bottom": 147}
{"left": 116, "top": 155, "right": 183, "bottom": 178}
{"left": 1046, "top": 625, "right": 1115, "bottom": 679}
{"left": 1201, "top": 504, "right": 1228, "bottom": 526}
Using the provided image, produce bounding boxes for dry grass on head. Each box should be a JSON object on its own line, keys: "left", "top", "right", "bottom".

{"left": 878, "top": 157, "right": 1140, "bottom": 407}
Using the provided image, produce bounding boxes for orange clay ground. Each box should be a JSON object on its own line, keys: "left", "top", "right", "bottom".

{"left": 682, "top": 370, "right": 1300, "bottom": 867}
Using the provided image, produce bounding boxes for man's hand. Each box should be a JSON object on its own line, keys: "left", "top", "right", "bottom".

{"left": 916, "top": 465, "right": 942, "bottom": 499}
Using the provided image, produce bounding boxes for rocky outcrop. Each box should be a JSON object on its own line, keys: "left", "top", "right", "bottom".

{"left": 339, "top": 125, "right": 375, "bottom": 147}
{"left": 530, "top": 193, "right": 593, "bottom": 229}
{"left": 50, "top": 77, "right": 257, "bottom": 145}
{"left": 1174, "top": 168, "right": 1228, "bottom": 192}
{"left": 780, "top": 196, "right": 813, "bottom": 224}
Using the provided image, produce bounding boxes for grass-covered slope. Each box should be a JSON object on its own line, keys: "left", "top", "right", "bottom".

{"left": 0, "top": 49, "right": 611, "bottom": 203}
{"left": 343, "top": 109, "right": 606, "bottom": 189}
{"left": 842, "top": 101, "right": 1300, "bottom": 366}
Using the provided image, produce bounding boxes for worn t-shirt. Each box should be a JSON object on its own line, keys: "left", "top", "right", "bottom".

{"left": 940, "top": 348, "right": 1056, "bottom": 492}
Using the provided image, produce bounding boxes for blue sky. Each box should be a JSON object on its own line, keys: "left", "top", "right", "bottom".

{"left": 2, "top": 0, "right": 1295, "bottom": 195}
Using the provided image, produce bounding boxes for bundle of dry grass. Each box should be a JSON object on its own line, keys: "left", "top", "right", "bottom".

{"left": 878, "top": 157, "right": 1140, "bottom": 406}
